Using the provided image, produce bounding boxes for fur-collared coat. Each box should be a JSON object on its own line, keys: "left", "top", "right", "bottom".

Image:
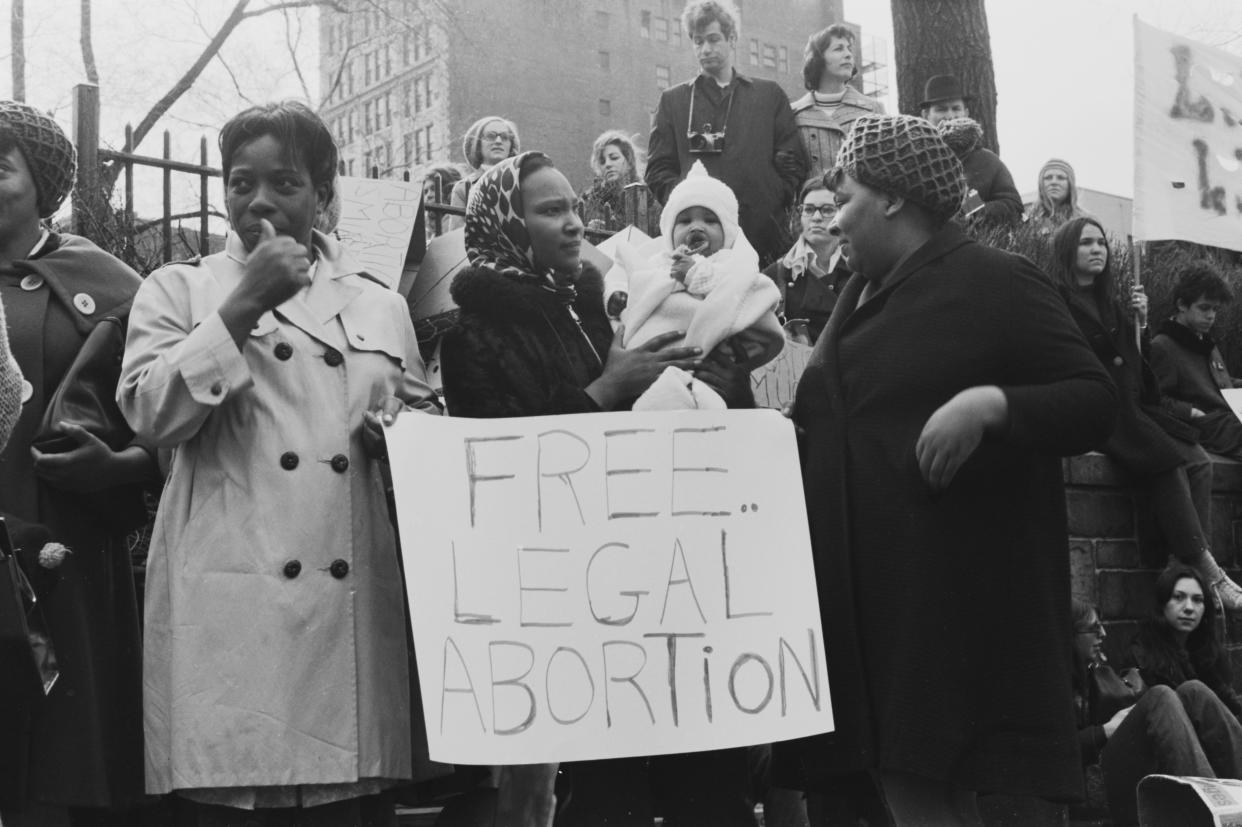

{"left": 440, "top": 262, "right": 613, "bottom": 417}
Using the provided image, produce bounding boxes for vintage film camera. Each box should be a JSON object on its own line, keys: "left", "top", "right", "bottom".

{"left": 688, "top": 122, "right": 726, "bottom": 155}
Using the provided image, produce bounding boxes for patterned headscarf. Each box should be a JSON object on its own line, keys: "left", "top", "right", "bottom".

{"left": 465, "top": 151, "right": 579, "bottom": 303}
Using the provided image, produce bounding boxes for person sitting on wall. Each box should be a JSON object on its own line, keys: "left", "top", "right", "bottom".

{"left": 446, "top": 116, "right": 519, "bottom": 231}
{"left": 919, "top": 75, "right": 1021, "bottom": 227}
{"left": 1072, "top": 591, "right": 1242, "bottom": 827}
{"left": 1150, "top": 260, "right": 1242, "bottom": 460}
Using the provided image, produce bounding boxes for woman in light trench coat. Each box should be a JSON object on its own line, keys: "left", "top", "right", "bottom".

{"left": 118, "top": 101, "right": 441, "bottom": 826}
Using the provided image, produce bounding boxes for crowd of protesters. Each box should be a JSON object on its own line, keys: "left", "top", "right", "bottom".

{"left": 3, "top": 1, "right": 1242, "bottom": 826}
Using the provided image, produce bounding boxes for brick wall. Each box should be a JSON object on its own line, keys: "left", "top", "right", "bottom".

{"left": 1066, "top": 452, "right": 1242, "bottom": 680}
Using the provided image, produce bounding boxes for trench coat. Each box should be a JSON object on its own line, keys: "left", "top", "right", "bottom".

{"left": 776, "top": 224, "right": 1117, "bottom": 799}
{"left": 790, "top": 88, "right": 885, "bottom": 182}
{"left": 118, "top": 231, "right": 440, "bottom": 794}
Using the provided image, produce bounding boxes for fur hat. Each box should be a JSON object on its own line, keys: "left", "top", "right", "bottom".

{"left": 833, "top": 114, "right": 964, "bottom": 223}
{"left": 0, "top": 100, "right": 77, "bottom": 218}
{"left": 659, "top": 160, "right": 740, "bottom": 248}
{"left": 936, "top": 117, "right": 983, "bottom": 160}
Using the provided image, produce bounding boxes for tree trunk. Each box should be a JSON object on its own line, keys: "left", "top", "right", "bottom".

{"left": 890, "top": 0, "right": 999, "bottom": 154}
{"left": 10, "top": 0, "right": 25, "bottom": 102}
{"left": 81, "top": 0, "right": 99, "bottom": 85}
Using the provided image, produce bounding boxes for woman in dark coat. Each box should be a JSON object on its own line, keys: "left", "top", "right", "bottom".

{"left": 441, "top": 150, "right": 761, "bottom": 825}
{"left": 1052, "top": 217, "right": 1242, "bottom": 610}
{"left": 0, "top": 100, "right": 157, "bottom": 826}
{"left": 775, "top": 115, "right": 1117, "bottom": 824}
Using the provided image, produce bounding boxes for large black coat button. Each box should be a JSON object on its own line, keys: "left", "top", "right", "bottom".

{"left": 329, "top": 559, "right": 350, "bottom": 579}
{"left": 280, "top": 451, "right": 299, "bottom": 470}
{"left": 323, "top": 348, "right": 344, "bottom": 367}
{"left": 330, "top": 454, "right": 350, "bottom": 473}
{"left": 283, "top": 560, "right": 302, "bottom": 579}
{"left": 275, "top": 342, "right": 293, "bottom": 361}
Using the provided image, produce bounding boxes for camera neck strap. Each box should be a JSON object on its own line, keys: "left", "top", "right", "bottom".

{"left": 686, "top": 80, "right": 735, "bottom": 138}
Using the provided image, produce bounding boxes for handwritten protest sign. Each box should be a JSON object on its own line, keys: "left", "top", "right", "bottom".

{"left": 751, "top": 340, "right": 814, "bottom": 410}
{"left": 1134, "top": 19, "right": 1242, "bottom": 252}
{"left": 387, "top": 410, "right": 831, "bottom": 765}
{"left": 333, "top": 176, "right": 423, "bottom": 289}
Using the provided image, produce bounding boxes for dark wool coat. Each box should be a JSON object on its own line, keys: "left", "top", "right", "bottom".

{"left": 646, "top": 72, "right": 808, "bottom": 264}
{"left": 1150, "top": 320, "right": 1242, "bottom": 458}
{"left": 776, "top": 224, "right": 1116, "bottom": 799}
{"left": 961, "top": 147, "right": 1022, "bottom": 226}
{"left": 0, "top": 233, "right": 146, "bottom": 809}
{"left": 1064, "top": 288, "right": 1198, "bottom": 475}
{"left": 440, "top": 262, "right": 613, "bottom": 417}
{"left": 1130, "top": 622, "right": 1242, "bottom": 716}
{"left": 762, "top": 256, "right": 851, "bottom": 344}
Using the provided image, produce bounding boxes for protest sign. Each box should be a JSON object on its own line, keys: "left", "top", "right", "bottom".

{"left": 1138, "top": 775, "right": 1242, "bottom": 826}
{"left": 333, "top": 176, "right": 423, "bottom": 289}
{"left": 1134, "top": 19, "right": 1242, "bottom": 252}
{"left": 387, "top": 409, "right": 831, "bottom": 765}
{"left": 751, "top": 340, "right": 814, "bottom": 410}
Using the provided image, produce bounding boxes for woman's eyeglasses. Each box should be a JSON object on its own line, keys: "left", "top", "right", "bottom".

{"left": 1075, "top": 621, "right": 1105, "bottom": 636}
{"left": 481, "top": 131, "right": 512, "bottom": 143}
{"left": 800, "top": 204, "right": 836, "bottom": 218}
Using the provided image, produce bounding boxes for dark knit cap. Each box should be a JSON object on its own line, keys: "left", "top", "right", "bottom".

{"left": 833, "top": 114, "right": 964, "bottom": 222}
{"left": 0, "top": 100, "right": 77, "bottom": 218}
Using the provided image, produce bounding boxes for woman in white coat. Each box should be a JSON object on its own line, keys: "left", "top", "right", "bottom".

{"left": 118, "top": 101, "right": 441, "bottom": 827}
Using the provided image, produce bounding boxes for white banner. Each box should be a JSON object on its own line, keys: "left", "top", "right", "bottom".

{"left": 1134, "top": 18, "right": 1242, "bottom": 251}
{"left": 334, "top": 176, "right": 424, "bottom": 289}
{"left": 387, "top": 409, "right": 832, "bottom": 765}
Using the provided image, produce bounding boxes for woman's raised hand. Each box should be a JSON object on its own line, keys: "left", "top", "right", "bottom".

{"left": 239, "top": 219, "right": 312, "bottom": 312}
{"left": 219, "top": 218, "right": 312, "bottom": 347}
{"left": 1129, "top": 284, "right": 1149, "bottom": 329}
{"left": 585, "top": 325, "right": 702, "bottom": 410}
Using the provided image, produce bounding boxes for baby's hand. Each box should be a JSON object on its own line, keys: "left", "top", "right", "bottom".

{"left": 670, "top": 247, "right": 695, "bottom": 283}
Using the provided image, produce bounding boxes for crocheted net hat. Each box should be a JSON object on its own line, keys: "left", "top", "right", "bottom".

{"left": 833, "top": 114, "right": 964, "bottom": 222}
{"left": 0, "top": 100, "right": 77, "bottom": 218}
{"left": 659, "top": 160, "right": 741, "bottom": 249}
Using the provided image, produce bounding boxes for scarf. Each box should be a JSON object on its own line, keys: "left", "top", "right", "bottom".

{"left": 464, "top": 151, "right": 578, "bottom": 303}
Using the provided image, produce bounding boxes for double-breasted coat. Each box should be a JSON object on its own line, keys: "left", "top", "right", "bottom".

{"left": 776, "top": 225, "right": 1117, "bottom": 799}
{"left": 118, "top": 231, "right": 440, "bottom": 795}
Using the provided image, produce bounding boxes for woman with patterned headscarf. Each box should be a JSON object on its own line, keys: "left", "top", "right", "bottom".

{"left": 0, "top": 100, "right": 158, "bottom": 826}
{"left": 439, "top": 151, "right": 756, "bottom": 824}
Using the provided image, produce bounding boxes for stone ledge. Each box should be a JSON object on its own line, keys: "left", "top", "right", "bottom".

{"left": 1066, "top": 451, "right": 1242, "bottom": 492}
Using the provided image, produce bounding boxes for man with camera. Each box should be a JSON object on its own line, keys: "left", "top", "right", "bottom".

{"left": 646, "top": 0, "right": 807, "bottom": 267}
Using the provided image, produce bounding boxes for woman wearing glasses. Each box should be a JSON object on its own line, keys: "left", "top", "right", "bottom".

{"left": 762, "top": 178, "right": 848, "bottom": 343}
{"left": 1073, "top": 581, "right": 1242, "bottom": 826}
{"left": 446, "top": 116, "right": 520, "bottom": 230}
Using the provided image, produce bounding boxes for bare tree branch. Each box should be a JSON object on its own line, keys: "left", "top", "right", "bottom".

{"left": 213, "top": 52, "right": 253, "bottom": 107}
{"left": 282, "top": 7, "right": 312, "bottom": 102}
{"left": 80, "top": 0, "right": 99, "bottom": 84}
{"left": 11, "top": 0, "right": 25, "bottom": 102}
{"left": 318, "top": 40, "right": 357, "bottom": 111}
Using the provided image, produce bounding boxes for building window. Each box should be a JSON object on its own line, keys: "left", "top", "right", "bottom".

{"left": 403, "top": 82, "right": 412, "bottom": 117}
{"left": 749, "top": 39, "right": 760, "bottom": 65}
{"left": 347, "top": 111, "right": 356, "bottom": 143}
{"left": 363, "top": 100, "right": 372, "bottom": 134}
{"left": 762, "top": 43, "right": 777, "bottom": 69}
{"left": 596, "top": 10, "right": 609, "bottom": 27}
{"left": 347, "top": 158, "right": 355, "bottom": 176}
{"left": 404, "top": 133, "right": 413, "bottom": 166}
{"left": 422, "top": 75, "right": 432, "bottom": 110}
{"left": 414, "top": 131, "right": 423, "bottom": 165}
{"left": 654, "top": 17, "right": 668, "bottom": 42}
{"left": 384, "top": 45, "right": 392, "bottom": 77}
{"left": 672, "top": 18, "right": 682, "bottom": 45}
{"left": 424, "top": 124, "right": 433, "bottom": 160}
{"left": 364, "top": 52, "right": 372, "bottom": 86}
{"left": 656, "top": 65, "right": 670, "bottom": 89}
{"left": 402, "top": 36, "right": 410, "bottom": 66}
{"left": 599, "top": 99, "right": 611, "bottom": 117}
{"left": 778, "top": 46, "right": 789, "bottom": 74}
{"left": 384, "top": 92, "right": 392, "bottom": 127}
{"left": 363, "top": 150, "right": 372, "bottom": 175}
{"left": 640, "top": 11, "right": 650, "bottom": 39}
{"left": 598, "top": 50, "right": 610, "bottom": 70}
